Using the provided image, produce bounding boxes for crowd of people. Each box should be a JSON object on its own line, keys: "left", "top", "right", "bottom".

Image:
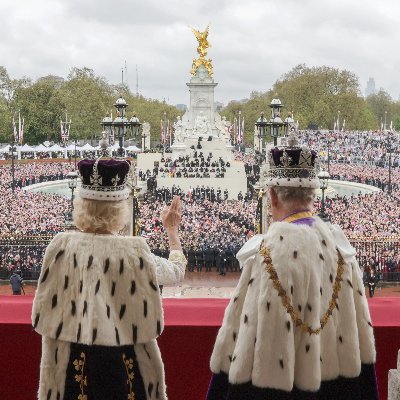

{"left": 1, "top": 129, "right": 400, "bottom": 277}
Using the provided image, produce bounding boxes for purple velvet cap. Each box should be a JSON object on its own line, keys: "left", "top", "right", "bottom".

{"left": 77, "top": 158, "right": 131, "bottom": 201}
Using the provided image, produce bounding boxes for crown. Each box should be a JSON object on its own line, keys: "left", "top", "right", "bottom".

{"left": 77, "top": 158, "right": 131, "bottom": 201}
{"left": 266, "top": 135, "right": 319, "bottom": 189}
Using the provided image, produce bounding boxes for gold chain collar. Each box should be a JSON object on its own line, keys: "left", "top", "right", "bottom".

{"left": 259, "top": 246, "right": 345, "bottom": 335}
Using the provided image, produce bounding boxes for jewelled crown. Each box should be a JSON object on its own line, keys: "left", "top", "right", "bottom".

{"left": 77, "top": 158, "right": 131, "bottom": 201}
{"left": 266, "top": 136, "right": 319, "bottom": 189}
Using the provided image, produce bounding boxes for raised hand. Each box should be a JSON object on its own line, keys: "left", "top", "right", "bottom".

{"left": 161, "top": 196, "right": 182, "bottom": 231}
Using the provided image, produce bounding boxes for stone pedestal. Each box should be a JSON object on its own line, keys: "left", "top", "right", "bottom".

{"left": 183, "top": 66, "right": 218, "bottom": 134}
{"left": 170, "top": 142, "right": 187, "bottom": 159}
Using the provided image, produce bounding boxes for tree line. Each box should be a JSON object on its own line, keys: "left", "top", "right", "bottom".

{"left": 1, "top": 64, "right": 399, "bottom": 145}
{"left": 222, "top": 64, "right": 400, "bottom": 143}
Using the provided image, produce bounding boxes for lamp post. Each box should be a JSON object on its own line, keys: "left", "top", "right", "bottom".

{"left": 67, "top": 171, "right": 78, "bottom": 212}
{"left": 127, "top": 163, "right": 140, "bottom": 236}
{"left": 101, "top": 96, "right": 141, "bottom": 158}
{"left": 10, "top": 143, "right": 16, "bottom": 193}
{"left": 387, "top": 133, "right": 392, "bottom": 195}
{"left": 255, "top": 112, "right": 267, "bottom": 154}
{"left": 254, "top": 98, "right": 291, "bottom": 151}
{"left": 253, "top": 183, "right": 264, "bottom": 234}
{"left": 384, "top": 111, "right": 387, "bottom": 132}
{"left": 318, "top": 170, "right": 330, "bottom": 221}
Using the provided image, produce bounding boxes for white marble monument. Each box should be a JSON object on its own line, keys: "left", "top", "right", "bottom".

{"left": 170, "top": 26, "right": 234, "bottom": 158}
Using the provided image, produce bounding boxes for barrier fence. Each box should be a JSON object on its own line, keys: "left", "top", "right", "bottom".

{"left": 1, "top": 235, "right": 399, "bottom": 282}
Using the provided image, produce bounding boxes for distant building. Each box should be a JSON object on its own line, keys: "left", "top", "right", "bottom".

{"left": 365, "top": 77, "right": 376, "bottom": 97}
{"left": 176, "top": 104, "right": 187, "bottom": 111}
{"left": 214, "top": 101, "right": 224, "bottom": 111}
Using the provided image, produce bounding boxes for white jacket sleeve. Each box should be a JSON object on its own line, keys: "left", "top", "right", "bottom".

{"left": 152, "top": 250, "right": 187, "bottom": 286}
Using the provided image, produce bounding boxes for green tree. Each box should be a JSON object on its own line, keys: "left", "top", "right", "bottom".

{"left": 12, "top": 78, "right": 65, "bottom": 144}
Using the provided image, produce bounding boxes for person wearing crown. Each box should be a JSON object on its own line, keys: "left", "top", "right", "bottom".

{"left": 32, "top": 158, "right": 186, "bottom": 400}
{"left": 207, "top": 136, "right": 378, "bottom": 399}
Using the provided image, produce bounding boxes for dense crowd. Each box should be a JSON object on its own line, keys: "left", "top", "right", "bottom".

{"left": 140, "top": 197, "right": 256, "bottom": 272}
{"left": 1, "top": 130, "right": 400, "bottom": 277}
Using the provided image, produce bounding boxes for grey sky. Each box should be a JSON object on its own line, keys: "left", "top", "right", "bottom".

{"left": 1, "top": 0, "right": 399, "bottom": 106}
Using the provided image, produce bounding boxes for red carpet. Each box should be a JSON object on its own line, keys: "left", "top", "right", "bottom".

{"left": 0, "top": 296, "right": 399, "bottom": 400}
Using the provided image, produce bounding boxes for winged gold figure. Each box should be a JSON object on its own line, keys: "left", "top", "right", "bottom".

{"left": 191, "top": 24, "right": 211, "bottom": 58}
{"left": 190, "top": 25, "right": 213, "bottom": 77}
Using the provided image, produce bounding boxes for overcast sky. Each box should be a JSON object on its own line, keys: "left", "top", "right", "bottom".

{"left": 1, "top": 0, "right": 399, "bottom": 106}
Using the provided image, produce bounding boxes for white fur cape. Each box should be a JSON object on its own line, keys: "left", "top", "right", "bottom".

{"left": 32, "top": 232, "right": 171, "bottom": 400}
{"left": 210, "top": 218, "right": 376, "bottom": 392}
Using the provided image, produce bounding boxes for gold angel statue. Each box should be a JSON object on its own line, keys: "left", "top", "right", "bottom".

{"left": 190, "top": 25, "right": 213, "bottom": 77}
{"left": 191, "top": 24, "right": 211, "bottom": 58}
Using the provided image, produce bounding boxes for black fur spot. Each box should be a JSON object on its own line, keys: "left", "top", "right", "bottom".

{"left": 233, "top": 296, "right": 238, "bottom": 303}
{"left": 111, "top": 281, "right": 116, "bottom": 296}
{"left": 322, "top": 239, "right": 327, "bottom": 247}
{"left": 290, "top": 285, "right": 293, "bottom": 295}
{"left": 71, "top": 300, "right": 76, "bottom": 316}
{"left": 33, "top": 313, "right": 40, "bottom": 329}
{"left": 41, "top": 268, "right": 49, "bottom": 283}
{"left": 329, "top": 274, "right": 333, "bottom": 283}
{"left": 157, "top": 320, "right": 161, "bottom": 335}
{"left": 106, "top": 304, "right": 110, "bottom": 319}
{"left": 357, "top": 290, "right": 363, "bottom": 296}
{"left": 55, "top": 250, "right": 65, "bottom": 262}
{"left": 286, "top": 321, "right": 290, "bottom": 331}
{"left": 244, "top": 314, "right": 248, "bottom": 324}
{"left": 368, "top": 321, "right": 373, "bottom": 327}
{"left": 47, "top": 389, "right": 52, "bottom": 400}
{"left": 347, "top": 279, "right": 353, "bottom": 288}
{"left": 115, "top": 327, "right": 120, "bottom": 345}
{"left": 119, "top": 304, "right": 126, "bottom": 320}
{"left": 148, "top": 383, "right": 154, "bottom": 397}
{"left": 156, "top": 382, "right": 160, "bottom": 398}
{"left": 64, "top": 275, "right": 69, "bottom": 290}
{"left": 79, "top": 280, "right": 83, "bottom": 293}
{"left": 73, "top": 254, "right": 77, "bottom": 268}
{"left": 293, "top": 251, "right": 298, "bottom": 259}
{"left": 95, "top": 280, "right": 100, "bottom": 294}
{"left": 233, "top": 332, "right": 237, "bottom": 342}
{"left": 144, "top": 300, "right": 148, "bottom": 317}
{"left": 132, "top": 324, "right": 138, "bottom": 344}
{"left": 280, "top": 236, "right": 283, "bottom": 241}
{"left": 267, "top": 302, "right": 270, "bottom": 311}
{"left": 87, "top": 255, "right": 93, "bottom": 269}
{"left": 320, "top": 356, "right": 323, "bottom": 363}
{"left": 140, "top": 257, "right": 144, "bottom": 270}
{"left": 279, "top": 359, "right": 284, "bottom": 369}
{"left": 298, "top": 304, "right": 302, "bottom": 312}
{"left": 144, "top": 344, "right": 151, "bottom": 359}
{"left": 320, "top": 287, "right": 323, "bottom": 296}
{"left": 339, "top": 335, "right": 343, "bottom": 343}
{"left": 131, "top": 280, "right": 136, "bottom": 295}
{"left": 83, "top": 301, "right": 88, "bottom": 317}
{"left": 55, "top": 322, "right": 63, "bottom": 339}
{"left": 57, "top": 391, "right": 60, "bottom": 400}
{"left": 92, "top": 328, "right": 97, "bottom": 343}
{"left": 248, "top": 278, "right": 254, "bottom": 285}
{"left": 307, "top": 304, "right": 312, "bottom": 312}
{"left": 119, "top": 259, "right": 124, "bottom": 274}
{"left": 51, "top": 294, "right": 57, "bottom": 309}
{"left": 77, "top": 323, "right": 81, "bottom": 342}
{"left": 149, "top": 280, "right": 158, "bottom": 291}
{"left": 55, "top": 347, "right": 58, "bottom": 364}
{"left": 104, "top": 258, "right": 110, "bottom": 274}
{"left": 306, "top": 344, "right": 310, "bottom": 353}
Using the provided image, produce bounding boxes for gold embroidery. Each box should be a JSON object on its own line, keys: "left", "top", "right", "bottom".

{"left": 73, "top": 352, "right": 87, "bottom": 400}
{"left": 260, "top": 246, "right": 345, "bottom": 335}
{"left": 123, "top": 353, "right": 135, "bottom": 400}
